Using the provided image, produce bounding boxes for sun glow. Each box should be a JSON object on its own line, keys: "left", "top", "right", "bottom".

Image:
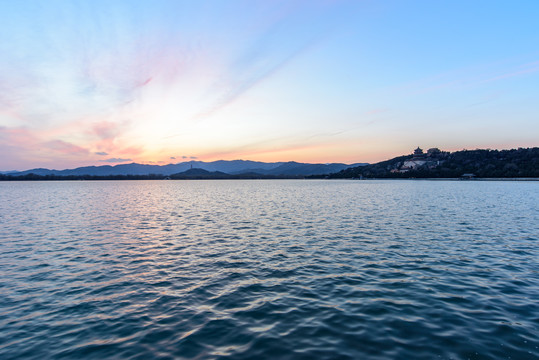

{"left": 1, "top": 1, "right": 538, "bottom": 170}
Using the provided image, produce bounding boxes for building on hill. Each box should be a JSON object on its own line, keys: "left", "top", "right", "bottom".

{"left": 400, "top": 147, "right": 427, "bottom": 172}
{"left": 398, "top": 147, "right": 441, "bottom": 172}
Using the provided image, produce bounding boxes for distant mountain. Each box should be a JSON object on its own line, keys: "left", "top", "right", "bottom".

{"left": 234, "top": 161, "right": 367, "bottom": 176}
{"left": 8, "top": 160, "right": 367, "bottom": 178}
{"left": 326, "top": 147, "right": 539, "bottom": 178}
{"left": 170, "top": 168, "right": 233, "bottom": 179}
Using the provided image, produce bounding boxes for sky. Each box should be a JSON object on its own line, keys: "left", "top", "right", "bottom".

{"left": 1, "top": 0, "right": 538, "bottom": 170}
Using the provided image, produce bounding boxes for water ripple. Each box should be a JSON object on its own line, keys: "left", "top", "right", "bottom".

{"left": 0, "top": 180, "right": 538, "bottom": 359}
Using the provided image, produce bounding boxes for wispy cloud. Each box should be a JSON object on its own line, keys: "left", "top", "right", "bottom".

{"left": 190, "top": 3, "right": 336, "bottom": 121}
{"left": 3, "top": 1, "right": 536, "bottom": 169}
{"left": 99, "top": 157, "right": 132, "bottom": 163}
{"left": 44, "top": 140, "right": 89, "bottom": 155}
{"left": 88, "top": 119, "right": 133, "bottom": 155}
{"left": 395, "top": 57, "right": 539, "bottom": 97}
{"left": 192, "top": 45, "right": 315, "bottom": 121}
{"left": 0, "top": 126, "right": 94, "bottom": 169}
{"left": 477, "top": 60, "right": 539, "bottom": 84}
{"left": 92, "top": 121, "right": 126, "bottom": 140}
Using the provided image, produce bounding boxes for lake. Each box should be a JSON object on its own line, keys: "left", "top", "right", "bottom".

{"left": 0, "top": 180, "right": 538, "bottom": 359}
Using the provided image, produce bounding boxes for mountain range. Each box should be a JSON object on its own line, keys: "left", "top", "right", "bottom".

{"left": 6, "top": 160, "right": 367, "bottom": 178}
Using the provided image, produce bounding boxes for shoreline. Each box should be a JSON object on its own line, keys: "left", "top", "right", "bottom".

{"left": 341, "top": 177, "right": 539, "bottom": 181}
{"left": 1, "top": 177, "right": 539, "bottom": 182}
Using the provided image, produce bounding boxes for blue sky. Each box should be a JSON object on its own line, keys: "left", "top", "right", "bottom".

{"left": 1, "top": 0, "right": 538, "bottom": 170}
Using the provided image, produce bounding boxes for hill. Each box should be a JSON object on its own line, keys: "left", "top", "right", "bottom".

{"left": 327, "top": 147, "right": 539, "bottom": 179}
{"left": 169, "top": 168, "right": 300, "bottom": 179}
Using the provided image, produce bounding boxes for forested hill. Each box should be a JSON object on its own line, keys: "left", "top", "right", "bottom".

{"left": 328, "top": 147, "right": 539, "bottom": 179}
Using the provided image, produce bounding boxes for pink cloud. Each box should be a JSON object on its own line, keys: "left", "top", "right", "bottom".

{"left": 0, "top": 126, "right": 93, "bottom": 170}
{"left": 99, "top": 157, "right": 132, "bottom": 163}
{"left": 115, "top": 146, "right": 144, "bottom": 156}
{"left": 86, "top": 119, "right": 138, "bottom": 157}
{"left": 0, "top": 126, "right": 36, "bottom": 145}
{"left": 92, "top": 120, "right": 126, "bottom": 140}
{"left": 43, "top": 139, "right": 89, "bottom": 155}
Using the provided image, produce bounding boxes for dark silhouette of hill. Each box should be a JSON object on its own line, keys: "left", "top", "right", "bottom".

{"left": 169, "top": 168, "right": 299, "bottom": 179}
{"left": 326, "top": 147, "right": 539, "bottom": 179}
{"left": 170, "top": 168, "right": 232, "bottom": 179}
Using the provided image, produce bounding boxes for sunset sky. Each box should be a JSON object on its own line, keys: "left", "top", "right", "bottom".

{"left": 1, "top": 0, "right": 538, "bottom": 170}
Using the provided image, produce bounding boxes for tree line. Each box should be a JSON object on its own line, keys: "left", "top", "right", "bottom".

{"left": 326, "top": 147, "right": 539, "bottom": 179}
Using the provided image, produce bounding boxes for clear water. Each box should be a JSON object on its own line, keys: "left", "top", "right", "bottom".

{"left": 0, "top": 180, "right": 538, "bottom": 359}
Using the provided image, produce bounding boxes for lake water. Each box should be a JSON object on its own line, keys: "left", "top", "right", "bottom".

{"left": 0, "top": 180, "right": 538, "bottom": 359}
